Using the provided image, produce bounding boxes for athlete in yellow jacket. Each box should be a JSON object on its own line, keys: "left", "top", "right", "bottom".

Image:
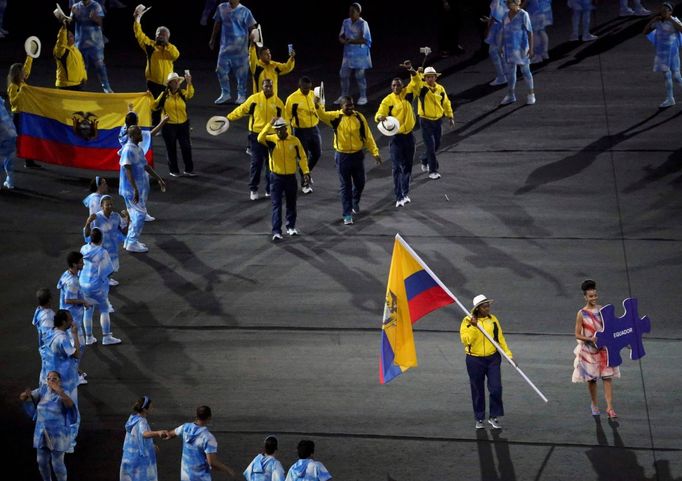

{"left": 53, "top": 22, "right": 87, "bottom": 90}
{"left": 249, "top": 43, "right": 294, "bottom": 96}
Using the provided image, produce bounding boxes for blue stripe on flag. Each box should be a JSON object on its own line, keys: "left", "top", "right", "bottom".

{"left": 19, "top": 112, "right": 121, "bottom": 149}
{"left": 405, "top": 270, "right": 438, "bottom": 301}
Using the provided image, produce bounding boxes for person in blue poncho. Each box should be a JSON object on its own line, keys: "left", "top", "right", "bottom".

{"left": 285, "top": 440, "right": 332, "bottom": 481}
{"left": 244, "top": 435, "right": 285, "bottom": 481}
{"left": 120, "top": 396, "right": 168, "bottom": 481}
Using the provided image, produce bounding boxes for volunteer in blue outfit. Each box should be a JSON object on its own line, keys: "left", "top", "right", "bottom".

{"left": 69, "top": 0, "right": 113, "bottom": 92}
{"left": 243, "top": 436, "right": 285, "bottom": 481}
{"left": 120, "top": 396, "right": 168, "bottom": 481}
{"left": 336, "top": 2, "right": 372, "bottom": 106}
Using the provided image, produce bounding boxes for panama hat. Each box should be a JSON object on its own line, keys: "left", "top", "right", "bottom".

{"left": 250, "top": 24, "right": 264, "bottom": 48}
{"left": 272, "top": 118, "right": 288, "bottom": 129}
{"left": 313, "top": 82, "right": 325, "bottom": 105}
{"left": 166, "top": 72, "right": 185, "bottom": 84}
{"left": 423, "top": 66, "right": 441, "bottom": 77}
{"left": 53, "top": 3, "right": 72, "bottom": 23}
{"left": 206, "top": 116, "right": 230, "bottom": 136}
{"left": 24, "top": 36, "right": 42, "bottom": 58}
{"left": 134, "top": 4, "right": 152, "bottom": 17}
{"left": 472, "top": 294, "right": 494, "bottom": 310}
{"left": 377, "top": 116, "right": 400, "bottom": 137}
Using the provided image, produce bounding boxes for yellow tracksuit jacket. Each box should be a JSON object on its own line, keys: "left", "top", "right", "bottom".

{"left": 227, "top": 92, "right": 285, "bottom": 134}
{"left": 134, "top": 22, "right": 180, "bottom": 86}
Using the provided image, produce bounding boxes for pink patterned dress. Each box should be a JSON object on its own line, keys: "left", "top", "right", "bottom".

{"left": 572, "top": 308, "right": 620, "bottom": 382}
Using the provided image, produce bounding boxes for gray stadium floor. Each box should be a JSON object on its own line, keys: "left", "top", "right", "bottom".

{"left": 1, "top": 3, "right": 681, "bottom": 480}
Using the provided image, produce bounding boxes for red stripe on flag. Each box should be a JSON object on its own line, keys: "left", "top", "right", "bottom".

{"left": 17, "top": 136, "right": 153, "bottom": 171}
{"left": 407, "top": 286, "right": 454, "bottom": 324}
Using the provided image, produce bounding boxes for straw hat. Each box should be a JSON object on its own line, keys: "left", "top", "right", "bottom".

{"left": 53, "top": 3, "right": 71, "bottom": 23}
{"left": 272, "top": 118, "right": 288, "bottom": 129}
{"left": 472, "top": 294, "right": 494, "bottom": 310}
{"left": 250, "top": 24, "right": 264, "bottom": 48}
{"left": 206, "top": 116, "right": 230, "bottom": 136}
{"left": 377, "top": 116, "right": 400, "bottom": 137}
{"left": 313, "top": 82, "right": 325, "bottom": 105}
{"left": 166, "top": 72, "right": 184, "bottom": 84}
{"left": 423, "top": 66, "right": 441, "bottom": 77}
{"left": 134, "top": 4, "right": 152, "bottom": 17}
{"left": 24, "top": 36, "right": 42, "bottom": 59}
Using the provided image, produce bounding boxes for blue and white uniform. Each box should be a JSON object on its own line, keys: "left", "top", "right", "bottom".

{"left": 33, "top": 307, "right": 55, "bottom": 385}
{"left": 40, "top": 329, "right": 79, "bottom": 402}
{"left": 86, "top": 210, "right": 126, "bottom": 271}
{"left": 339, "top": 16, "right": 372, "bottom": 100}
{"left": 119, "top": 140, "right": 149, "bottom": 245}
{"left": 174, "top": 423, "right": 218, "bottom": 481}
{"left": 70, "top": 0, "right": 112, "bottom": 91}
{"left": 501, "top": 9, "right": 533, "bottom": 65}
{"left": 647, "top": 18, "right": 682, "bottom": 73}
{"left": 486, "top": 0, "right": 509, "bottom": 83}
{"left": 567, "top": 0, "right": 595, "bottom": 40}
{"left": 83, "top": 192, "right": 104, "bottom": 215}
{"left": 525, "top": 0, "right": 553, "bottom": 60}
{"left": 80, "top": 242, "right": 114, "bottom": 313}
{"left": 119, "top": 126, "right": 154, "bottom": 220}
{"left": 57, "top": 271, "right": 85, "bottom": 343}
{"left": 244, "top": 454, "right": 285, "bottom": 481}
{"left": 120, "top": 414, "right": 158, "bottom": 481}
{"left": 0, "top": 96, "right": 17, "bottom": 189}
{"left": 284, "top": 460, "right": 332, "bottom": 481}
{"left": 214, "top": 2, "right": 256, "bottom": 101}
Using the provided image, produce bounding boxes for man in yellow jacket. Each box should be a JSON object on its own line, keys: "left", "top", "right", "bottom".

{"left": 417, "top": 66, "right": 454, "bottom": 180}
{"left": 375, "top": 61, "right": 420, "bottom": 208}
{"left": 134, "top": 11, "right": 180, "bottom": 126}
{"left": 285, "top": 76, "right": 321, "bottom": 194}
{"left": 54, "top": 21, "right": 87, "bottom": 90}
{"left": 227, "top": 78, "right": 284, "bottom": 200}
{"left": 460, "top": 294, "right": 513, "bottom": 430}
{"left": 316, "top": 96, "right": 381, "bottom": 225}
{"left": 249, "top": 42, "right": 295, "bottom": 97}
{"left": 257, "top": 117, "right": 309, "bottom": 241}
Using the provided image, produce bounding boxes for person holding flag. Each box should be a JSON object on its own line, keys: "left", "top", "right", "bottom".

{"left": 460, "top": 294, "right": 513, "bottom": 430}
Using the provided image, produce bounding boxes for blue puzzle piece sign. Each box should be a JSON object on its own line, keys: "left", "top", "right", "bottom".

{"left": 595, "top": 298, "right": 651, "bottom": 367}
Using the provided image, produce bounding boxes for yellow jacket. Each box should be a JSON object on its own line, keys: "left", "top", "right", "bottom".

{"left": 7, "top": 56, "right": 32, "bottom": 113}
{"left": 460, "top": 314, "right": 513, "bottom": 358}
{"left": 317, "top": 107, "right": 379, "bottom": 156}
{"left": 54, "top": 25, "right": 87, "bottom": 88}
{"left": 152, "top": 85, "right": 195, "bottom": 124}
{"left": 257, "top": 128, "right": 309, "bottom": 175}
{"left": 284, "top": 89, "right": 319, "bottom": 129}
{"left": 134, "top": 22, "right": 180, "bottom": 86}
{"left": 227, "top": 92, "right": 285, "bottom": 134}
{"left": 374, "top": 74, "right": 421, "bottom": 134}
{"left": 416, "top": 79, "right": 453, "bottom": 121}
{"left": 249, "top": 44, "right": 294, "bottom": 96}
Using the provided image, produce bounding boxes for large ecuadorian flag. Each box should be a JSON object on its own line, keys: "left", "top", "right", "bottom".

{"left": 16, "top": 85, "right": 153, "bottom": 171}
{"left": 380, "top": 234, "right": 455, "bottom": 384}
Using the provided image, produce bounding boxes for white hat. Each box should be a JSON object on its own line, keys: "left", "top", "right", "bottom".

{"left": 423, "top": 66, "right": 441, "bottom": 77}
{"left": 206, "top": 116, "right": 230, "bottom": 136}
{"left": 272, "top": 118, "right": 288, "bottom": 129}
{"left": 377, "top": 116, "right": 400, "bottom": 137}
{"left": 167, "top": 72, "right": 184, "bottom": 84}
{"left": 24, "top": 36, "right": 42, "bottom": 59}
{"left": 53, "top": 3, "right": 72, "bottom": 23}
{"left": 313, "top": 82, "right": 325, "bottom": 105}
{"left": 472, "top": 294, "right": 494, "bottom": 310}
{"left": 250, "top": 24, "right": 264, "bottom": 48}
{"left": 134, "top": 4, "right": 152, "bottom": 17}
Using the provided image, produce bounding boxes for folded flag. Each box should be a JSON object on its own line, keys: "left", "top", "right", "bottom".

{"left": 16, "top": 85, "right": 153, "bottom": 171}
{"left": 380, "top": 234, "right": 455, "bottom": 384}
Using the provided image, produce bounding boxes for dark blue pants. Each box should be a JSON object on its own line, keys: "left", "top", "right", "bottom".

{"left": 389, "top": 133, "right": 415, "bottom": 201}
{"left": 465, "top": 352, "right": 504, "bottom": 420}
{"left": 420, "top": 118, "right": 442, "bottom": 173}
{"left": 162, "top": 121, "right": 194, "bottom": 175}
{"left": 270, "top": 173, "right": 297, "bottom": 234}
{"left": 294, "top": 126, "right": 322, "bottom": 185}
{"left": 248, "top": 133, "right": 270, "bottom": 194}
{"left": 335, "top": 151, "right": 365, "bottom": 217}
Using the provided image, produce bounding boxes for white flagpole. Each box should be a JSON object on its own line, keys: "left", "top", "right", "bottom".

{"left": 396, "top": 234, "right": 549, "bottom": 403}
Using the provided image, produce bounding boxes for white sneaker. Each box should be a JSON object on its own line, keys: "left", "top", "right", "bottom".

{"left": 286, "top": 228, "right": 299, "bottom": 236}
{"left": 145, "top": 214, "right": 156, "bottom": 222}
{"left": 334, "top": 96, "right": 345, "bottom": 105}
{"left": 265, "top": 192, "right": 271, "bottom": 198}
{"left": 357, "top": 96, "right": 368, "bottom": 105}
{"left": 500, "top": 94, "right": 516, "bottom": 106}
{"left": 108, "top": 278, "right": 119, "bottom": 286}
{"left": 582, "top": 33, "right": 598, "bottom": 41}
{"left": 489, "top": 77, "right": 507, "bottom": 86}
{"left": 396, "top": 199, "right": 405, "bottom": 208}
{"left": 183, "top": 171, "right": 197, "bottom": 177}
{"left": 0, "top": 27, "right": 8, "bottom": 34}
{"left": 214, "top": 94, "right": 231, "bottom": 104}
{"left": 475, "top": 419, "right": 485, "bottom": 429}
{"left": 126, "top": 241, "right": 149, "bottom": 253}
{"left": 302, "top": 185, "right": 313, "bottom": 194}
{"left": 488, "top": 417, "right": 502, "bottom": 429}
{"left": 103, "top": 86, "right": 114, "bottom": 93}
{"left": 660, "top": 97, "right": 676, "bottom": 108}
{"left": 619, "top": 7, "right": 635, "bottom": 16}
{"left": 3, "top": 180, "right": 14, "bottom": 189}
{"left": 250, "top": 191, "right": 259, "bottom": 201}
{"left": 102, "top": 334, "right": 122, "bottom": 345}
{"left": 527, "top": 93, "right": 536, "bottom": 105}
{"left": 235, "top": 95, "right": 246, "bottom": 104}
{"left": 78, "top": 373, "right": 88, "bottom": 385}
{"left": 85, "top": 335, "right": 98, "bottom": 345}
{"left": 168, "top": 172, "right": 182, "bottom": 177}
{"left": 272, "top": 233, "right": 283, "bottom": 241}
{"left": 420, "top": 164, "right": 428, "bottom": 172}
{"left": 634, "top": 8, "right": 651, "bottom": 16}
{"left": 403, "top": 195, "right": 411, "bottom": 204}
{"left": 428, "top": 172, "right": 442, "bottom": 180}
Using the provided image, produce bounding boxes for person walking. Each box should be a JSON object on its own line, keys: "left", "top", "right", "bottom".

{"left": 643, "top": 2, "right": 682, "bottom": 108}
{"left": 336, "top": 2, "right": 372, "bottom": 105}
{"left": 499, "top": 0, "right": 536, "bottom": 106}
{"left": 460, "top": 294, "right": 514, "bottom": 430}
{"left": 70, "top": 0, "right": 113, "bottom": 92}
{"left": 243, "top": 436, "right": 285, "bottom": 481}
{"left": 249, "top": 41, "right": 295, "bottom": 97}
{"left": 53, "top": 19, "right": 88, "bottom": 90}
{"left": 83, "top": 195, "right": 129, "bottom": 286}
{"left": 120, "top": 396, "right": 168, "bottom": 481}
{"left": 0, "top": 94, "right": 17, "bottom": 189}
{"left": 285, "top": 440, "right": 332, "bottom": 481}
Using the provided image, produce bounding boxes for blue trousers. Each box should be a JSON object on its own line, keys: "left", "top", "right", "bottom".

{"left": 465, "top": 352, "right": 504, "bottom": 420}
{"left": 294, "top": 126, "right": 322, "bottom": 184}
{"left": 79, "top": 46, "right": 111, "bottom": 91}
{"left": 389, "top": 133, "right": 415, "bottom": 201}
{"left": 248, "top": 133, "right": 270, "bottom": 194}
{"left": 216, "top": 53, "right": 249, "bottom": 100}
{"left": 340, "top": 67, "right": 367, "bottom": 99}
{"left": 335, "top": 151, "right": 365, "bottom": 217}
{"left": 0, "top": 137, "right": 16, "bottom": 188}
{"left": 420, "top": 118, "right": 442, "bottom": 173}
{"left": 270, "top": 174, "right": 298, "bottom": 234}
{"left": 123, "top": 195, "right": 146, "bottom": 244}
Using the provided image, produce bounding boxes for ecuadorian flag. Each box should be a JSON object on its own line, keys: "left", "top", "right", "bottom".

{"left": 16, "top": 85, "right": 153, "bottom": 171}
{"left": 380, "top": 234, "right": 455, "bottom": 384}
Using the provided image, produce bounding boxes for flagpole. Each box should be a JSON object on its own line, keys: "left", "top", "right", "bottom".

{"left": 395, "top": 234, "right": 549, "bottom": 403}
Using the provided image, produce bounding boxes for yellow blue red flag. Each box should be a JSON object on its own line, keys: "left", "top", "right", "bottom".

{"left": 380, "top": 234, "right": 455, "bottom": 384}
{"left": 16, "top": 85, "right": 153, "bottom": 171}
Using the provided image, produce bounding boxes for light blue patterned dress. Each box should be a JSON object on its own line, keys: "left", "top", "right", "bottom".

{"left": 0, "top": 96, "right": 17, "bottom": 189}
{"left": 244, "top": 453, "right": 285, "bottom": 481}
{"left": 40, "top": 329, "right": 79, "bottom": 398}
{"left": 174, "top": 423, "right": 218, "bottom": 481}
{"left": 501, "top": 9, "right": 533, "bottom": 65}
{"left": 485, "top": 0, "right": 508, "bottom": 46}
{"left": 33, "top": 307, "right": 55, "bottom": 385}
{"left": 566, "top": 0, "right": 593, "bottom": 12}
{"left": 340, "top": 17, "right": 372, "bottom": 69}
{"left": 83, "top": 192, "right": 104, "bottom": 216}
{"left": 24, "top": 385, "right": 78, "bottom": 453}
{"left": 214, "top": 2, "right": 256, "bottom": 57}
{"left": 120, "top": 414, "right": 158, "bottom": 481}
{"left": 70, "top": 0, "right": 105, "bottom": 50}
{"left": 647, "top": 18, "right": 682, "bottom": 72}
{"left": 57, "top": 270, "right": 85, "bottom": 342}
{"left": 284, "top": 459, "right": 332, "bottom": 481}
{"left": 526, "top": 0, "right": 553, "bottom": 30}
{"left": 79, "top": 243, "right": 114, "bottom": 312}
{"left": 86, "top": 210, "right": 126, "bottom": 271}
{"left": 119, "top": 141, "right": 149, "bottom": 244}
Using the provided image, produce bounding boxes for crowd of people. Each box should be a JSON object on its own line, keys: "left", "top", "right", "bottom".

{"left": 0, "top": 0, "right": 669, "bottom": 479}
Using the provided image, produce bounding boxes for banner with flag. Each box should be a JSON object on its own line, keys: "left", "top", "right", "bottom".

{"left": 380, "top": 234, "right": 455, "bottom": 384}
{"left": 16, "top": 85, "right": 153, "bottom": 171}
